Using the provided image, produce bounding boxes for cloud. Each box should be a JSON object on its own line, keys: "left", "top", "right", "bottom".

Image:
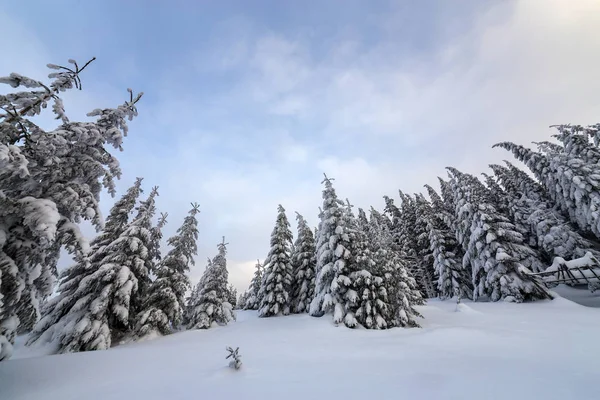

{"left": 170, "top": 0, "right": 600, "bottom": 291}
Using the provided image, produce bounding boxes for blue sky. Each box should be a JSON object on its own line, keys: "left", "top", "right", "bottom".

{"left": 1, "top": 0, "right": 599, "bottom": 291}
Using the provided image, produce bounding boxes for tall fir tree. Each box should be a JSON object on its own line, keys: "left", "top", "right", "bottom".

{"left": 259, "top": 205, "right": 294, "bottom": 317}
{"left": 227, "top": 284, "right": 238, "bottom": 309}
{"left": 134, "top": 204, "right": 199, "bottom": 339}
{"left": 290, "top": 212, "right": 317, "bottom": 314}
{"left": 495, "top": 140, "right": 600, "bottom": 241}
{"left": 243, "top": 260, "right": 263, "bottom": 310}
{"left": 447, "top": 168, "right": 551, "bottom": 302}
{"left": 310, "top": 176, "right": 354, "bottom": 321}
{"left": 364, "top": 208, "right": 422, "bottom": 327}
{"left": 424, "top": 185, "right": 472, "bottom": 300}
{"left": 29, "top": 187, "right": 159, "bottom": 352}
{"left": 188, "top": 239, "right": 235, "bottom": 329}
{"left": 490, "top": 162, "right": 600, "bottom": 264}
{"left": 28, "top": 178, "right": 144, "bottom": 346}
{"left": 413, "top": 194, "right": 438, "bottom": 298}
{"left": 1, "top": 59, "right": 142, "bottom": 360}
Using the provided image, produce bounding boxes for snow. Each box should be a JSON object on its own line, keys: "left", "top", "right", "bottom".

{"left": 2, "top": 296, "right": 599, "bottom": 400}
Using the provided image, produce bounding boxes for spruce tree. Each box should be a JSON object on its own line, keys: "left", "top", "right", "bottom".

{"left": 28, "top": 178, "right": 144, "bottom": 346}
{"left": 447, "top": 168, "right": 551, "bottom": 302}
{"left": 352, "top": 208, "right": 391, "bottom": 329}
{"left": 259, "top": 205, "right": 294, "bottom": 317}
{"left": 290, "top": 212, "right": 317, "bottom": 314}
{"left": 243, "top": 260, "right": 263, "bottom": 310}
{"left": 1, "top": 58, "right": 142, "bottom": 360}
{"left": 494, "top": 140, "right": 600, "bottom": 240}
{"left": 227, "top": 284, "right": 238, "bottom": 309}
{"left": 188, "top": 238, "right": 235, "bottom": 329}
{"left": 424, "top": 185, "right": 472, "bottom": 300}
{"left": 364, "top": 208, "right": 422, "bottom": 327}
{"left": 413, "top": 194, "right": 437, "bottom": 298}
{"left": 134, "top": 204, "right": 199, "bottom": 339}
{"left": 30, "top": 187, "right": 159, "bottom": 352}
{"left": 310, "top": 176, "right": 355, "bottom": 321}
{"left": 491, "top": 162, "right": 600, "bottom": 263}
{"left": 237, "top": 292, "right": 249, "bottom": 310}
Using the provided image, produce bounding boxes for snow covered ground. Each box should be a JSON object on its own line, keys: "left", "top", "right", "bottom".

{"left": 1, "top": 294, "right": 599, "bottom": 400}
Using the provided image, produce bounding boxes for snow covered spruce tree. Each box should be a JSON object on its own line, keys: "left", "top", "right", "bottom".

{"left": 29, "top": 187, "right": 160, "bottom": 353}
{"left": 447, "top": 168, "right": 551, "bottom": 302}
{"left": 424, "top": 185, "right": 472, "bottom": 300}
{"left": 227, "top": 284, "right": 238, "bottom": 309}
{"left": 345, "top": 203, "right": 393, "bottom": 329}
{"left": 0, "top": 58, "right": 142, "bottom": 360}
{"left": 383, "top": 195, "right": 426, "bottom": 294}
{"left": 494, "top": 137, "right": 600, "bottom": 241}
{"left": 413, "top": 194, "right": 438, "bottom": 298}
{"left": 237, "top": 292, "right": 249, "bottom": 310}
{"left": 490, "top": 162, "right": 600, "bottom": 264}
{"left": 243, "top": 260, "right": 263, "bottom": 310}
{"left": 364, "top": 208, "right": 422, "bottom": 328}
{"left": 258, "top": 205, "right": 294, "bottom": 317}
{"left": 133, "top": 204, "right": 200, "bottom": 340}
{"left": 28, "top": 178, "right": 144, "bottom": 345}
{"left": 290, "top": 212, "right": 317, "bottom": 313}
{"left": 309, "top": 177, "right": 366, "bottom": 327}
{"left": 188, "top": 238, "right": 235, "bottom": 329}
{"left": 184, "top": 277, "right": 203, "bottom": 324}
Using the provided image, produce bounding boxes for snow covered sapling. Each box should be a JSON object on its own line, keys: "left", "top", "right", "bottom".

{"left": 226, "top": 346, "right": 242, "bottom": 370}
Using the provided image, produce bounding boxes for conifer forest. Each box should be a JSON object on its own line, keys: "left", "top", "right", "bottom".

{"left": 1, "top": 1, "right": 599, "bottom": 398}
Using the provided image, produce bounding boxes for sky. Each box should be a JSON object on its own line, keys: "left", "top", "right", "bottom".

{"left": 1, "top": 0, "right": 599, "bottom": 293}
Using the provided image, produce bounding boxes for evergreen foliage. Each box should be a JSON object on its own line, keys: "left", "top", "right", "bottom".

{"left": 0, "top": 58, "right": 142, "bottom": 360}
{"left": 188, "top": 238, "right": 235, "bottom": 329}
{"left": 243, "top": 260, "right": 263, "bottom": 310}
{"left": 447, "top": 169, "right": 552, "bottom": 302}
{"left": 290, "top": 213, "right": 317, "bottom": 314}
{"left": 259, "top": 205, "right": 294, "bottom": 317}
{"left": 134, "top": 204, "right": 199, "bottom": 339}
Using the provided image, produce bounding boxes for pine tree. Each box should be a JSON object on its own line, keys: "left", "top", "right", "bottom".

{"left": 490, "top": 162, "right": 600, "bottom": 264}
{"left": 184, "top": 275, "right": 203, "bottom": 324}
{"left": 227, "top": 284, "right": 238, "bottom": 309}
{"left": 310, "top": 176, "right": 356, "bottom": 322}
{"left": 28, "top": 178, "right": 144, "bottom": 346}
{"left": 188, "top": 238, "right": 235, "bottom": 329}
{"left": 29, "top": 187, "right": 159, "bottom": 352}
{"left": 243, "top": 260, "right": 263, "bottom": 310}
{"left": 1, "top": 58, "right": 142, "bottom": 360}
{"left": 290, "top": 212, "right": 316, "bottom": 314}
{"left": 259, "top": 205, "right": 294, "bottom": 317}
{"left": 424, "top": 185, "right": 472, "bottom": 300}
{"left": 383, "top": 192, "right": 433, "bottom": 298}
{"left": 447, "top": 168, "right": 551, "bottom": 302}
{"left": 237, "top": 292, "right": 249, "bottom": 310}
{"left": 351, "top": 208, "right": 391, "bottom": 329}
{"left": 134, "top": 204, "right": 199, "bottom": 339}
{"left": 413, "top": 194, "right": 437, "bottom": 298}
{"left": 495, "top": 140, "right": 600, "bottom": 240}
{"left": 363, "top": 208, "right": 422, "bottom": 328}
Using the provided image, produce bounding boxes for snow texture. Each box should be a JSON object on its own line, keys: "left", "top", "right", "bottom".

{"left": 3, "top": 296, "right": 599, "bottom": 400}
